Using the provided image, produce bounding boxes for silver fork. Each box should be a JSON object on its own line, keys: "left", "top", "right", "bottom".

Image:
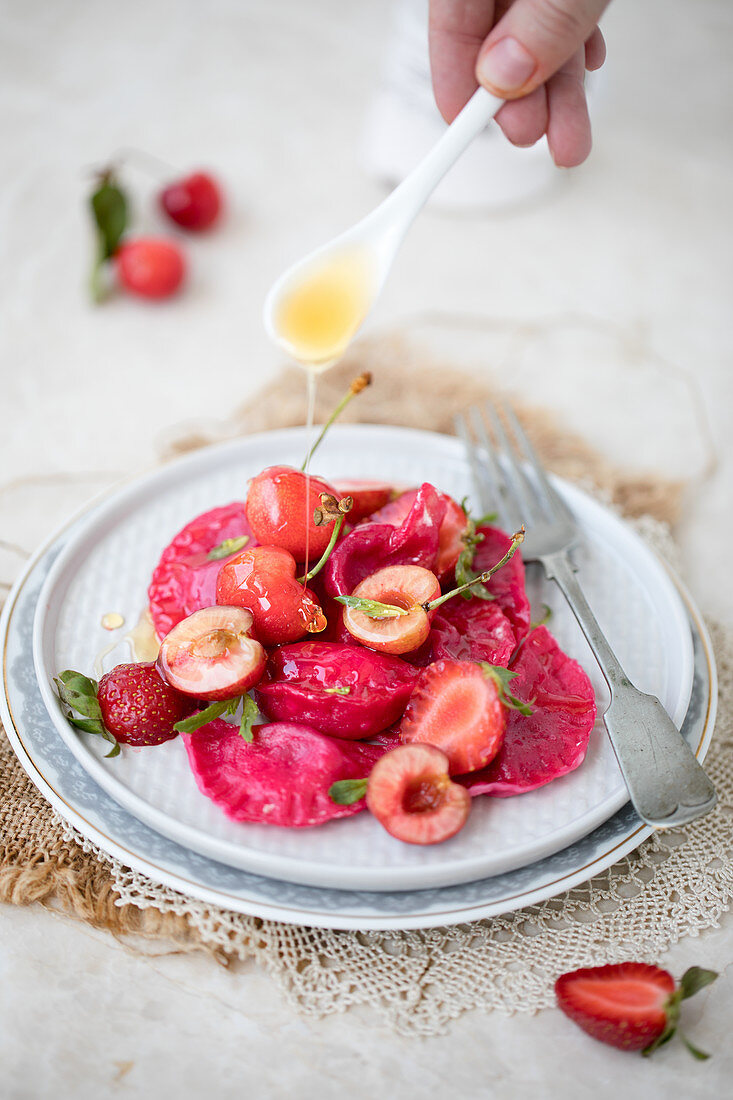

{"left": 456, "top": 402, "right": 716, "bottom": 829}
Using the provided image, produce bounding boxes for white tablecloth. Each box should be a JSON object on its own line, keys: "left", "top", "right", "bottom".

{"left": 1, "top": 1, "right": 731, "bottom": 1095}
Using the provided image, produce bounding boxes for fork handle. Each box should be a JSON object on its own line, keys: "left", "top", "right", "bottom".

{"left": 541, "top": 551, "right": 716, "bottom": 828}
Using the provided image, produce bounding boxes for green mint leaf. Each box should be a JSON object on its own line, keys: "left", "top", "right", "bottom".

{"left": 239, "top": 695, "right": 259, "bottom": 742}
{"left": 454, "top": 517, "right": 493, "bottom": 602}
{"left": 329, "top": 778, "right": 368, "bottom": 805}
{"left": 174, "top": 699, "right": 230, "bottom": 734}
{"left": 324, "top": 686, "right": 351, "bottom": 695}
{"left": 679, "top": 967, "right": 718, "bottom": 1000}
{"left": 335, "top": 595, "right": 408, "bottom": 619}
{"left": 89, "top": 173, "right": 128, "bottom": 302}
{"left": 207, "top": 535, "right": 250, "bottom": 561}
{"left": 480, "top": 663, "right": 533, "bottom": 716}
{"left": 90, "top": 175, "right": 128, "bottom": 261}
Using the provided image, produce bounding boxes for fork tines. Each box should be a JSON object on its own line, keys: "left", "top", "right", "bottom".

{"left": 454, "top": 401, "right": 575, "bottom": 557}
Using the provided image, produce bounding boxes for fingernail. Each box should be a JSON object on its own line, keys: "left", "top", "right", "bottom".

{"left": 478, "top": 37, "right": 537, "bottom": 93}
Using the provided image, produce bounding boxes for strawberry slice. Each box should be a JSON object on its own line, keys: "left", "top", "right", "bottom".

{"left": 555, "top": 963, "right": 718, "bottom": 1057}
{"left": 399, "top": 660, "right": 506, "bottom": 775}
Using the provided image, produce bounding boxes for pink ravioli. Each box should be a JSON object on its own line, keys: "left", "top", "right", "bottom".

{"left": 460, "top": 626, "right": 596, "bottom": 797}
{"left": 184, "top": 719, "right": 385, "bottom": 826}
{"left": 148, "top": 503, "right": 256, "bottom": 639}
{"left": 255, "top": 641, "right": 419, "bottom": 740}
{"left": 426, "top": 598, "right": 517, "bottom": 667}
{"left": 473, "top": 525, "right": 531, "bottom": 641}
{"left": 324, "top": 483, "right": 446, "bottom": 597}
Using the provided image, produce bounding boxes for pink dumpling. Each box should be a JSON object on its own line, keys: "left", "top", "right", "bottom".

{"left": 427, "top": 597, "right": 517, "bottom": 667}
{"left": 183, "top": 719, "right": 385, "bottom": 827}
{"left": 254, "top": 641, "right": 419, "bottom": 740}
{"left": 473, "top": 525, "right": 531, "bottom": 641}
{"left": 149, "top": 502, "right": 257, "bottom": 639}
{"left": 460, "top": 626, "right": 596, "bottom": 797}
{"left": 324, "top": 483, "right": 446, "bottom": 597}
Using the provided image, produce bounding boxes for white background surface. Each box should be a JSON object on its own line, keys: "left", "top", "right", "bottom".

{"left": 1, "top": 0, "right": 731, "bottom": 1096}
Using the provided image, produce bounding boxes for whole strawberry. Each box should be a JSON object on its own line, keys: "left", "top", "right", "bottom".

{"left": 555, "top": 962, "right": 717, "bottom": 1058}
{"left": 55, "top": 664, "right": 192, "bottom": 754}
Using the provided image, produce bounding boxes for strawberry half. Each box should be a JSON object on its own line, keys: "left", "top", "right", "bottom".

{"left": 555, "top": 963, "right": 718, "bottom": 1058}
{"left": 399, "top": 659, "right": 506, "bottom": 775}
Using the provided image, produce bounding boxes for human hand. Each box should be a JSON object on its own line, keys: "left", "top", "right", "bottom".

{"left": 429, "top": 0, "right": 610, "bottom": 167}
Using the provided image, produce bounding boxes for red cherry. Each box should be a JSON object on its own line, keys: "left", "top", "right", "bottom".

{"left": 115, "top": 238, "right": 186, "bottom": 299}
{"left": 332, "top": 480, "right": 395, "bottom": 523}
{"left": 160, "top": 171, "right": 223, "bottom": 231}
{"left": 216, "top": 544, "right": 327, "bottom": 646}
{"left": 246, "top": 466, "right": 337, "bottom": 562}
{"left": 366, "top": 743, "right": 471, "bottom": 845}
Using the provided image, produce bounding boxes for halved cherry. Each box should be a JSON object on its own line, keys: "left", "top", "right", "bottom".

{"left": 400, "top": 660, "right": 506, "bottom": 775}
{"left": 216, "top": 544, "right": 326, "bottom": 646}
{"left": 157, "top": 606, "right": 266, "bottom": 700}
{"left": 245, "top": 466, "right": 337, "bottom": 561}
{"left": 366, "top": 743, "right": 471, "bottom": 845}
{"left": 340, "top": 565, "right": 440, "bottom": 655}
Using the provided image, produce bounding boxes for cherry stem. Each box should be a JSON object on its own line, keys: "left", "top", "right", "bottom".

{"left": 424, "top": 527, "right": 525, "bottom": 611}
{"left": 299, "top": 510, "right": 347, "bottom": 584}
{"left": 300, "top": 372, "right": 372, "bottom": 471}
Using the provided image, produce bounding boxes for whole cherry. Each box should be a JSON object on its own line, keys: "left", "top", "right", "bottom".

{"left": 115, "top": 237, "right": 186, "bottom": 299}
{"left": 160, "top": 171, "right": 223, "bottom": 231}
{"left": 245, "top": 466, "right": 337, "bottom": 562}
{"left": 216, "top": 544, "right": 326, "bottom": 646}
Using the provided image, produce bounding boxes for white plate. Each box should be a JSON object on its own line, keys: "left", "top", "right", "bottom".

{"left": 32, "top": 426, "right": 694, "bottom": 891}
{"left": 2, "top": 532, "right": 715, "bottom": 930}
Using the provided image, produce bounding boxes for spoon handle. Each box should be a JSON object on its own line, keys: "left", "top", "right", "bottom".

{"left": 374, "top": 88, "right": 504, "bottom": 235}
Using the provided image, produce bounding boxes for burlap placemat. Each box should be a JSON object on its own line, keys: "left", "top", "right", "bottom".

{"left": 2, "top": 341, "right": 731, "bottom": 1034}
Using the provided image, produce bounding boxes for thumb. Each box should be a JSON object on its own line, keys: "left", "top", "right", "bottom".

{"left": 476, "top": 0, "right": 609, "bottom": 99}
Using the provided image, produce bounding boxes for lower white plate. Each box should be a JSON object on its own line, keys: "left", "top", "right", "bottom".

{"left": 1, "top": 525, "right": 716, "bottom": 930}
{"left": 31, "top": 427, "right": 695, "bottom": 891}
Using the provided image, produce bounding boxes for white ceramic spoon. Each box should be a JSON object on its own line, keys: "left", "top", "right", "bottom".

{"left": 263, "top": 87, "right": 504, "bottom": 365}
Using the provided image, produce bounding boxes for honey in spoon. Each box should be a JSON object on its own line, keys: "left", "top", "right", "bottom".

{"left": 273, "top": 249, "right": 375, "bottom": 369}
